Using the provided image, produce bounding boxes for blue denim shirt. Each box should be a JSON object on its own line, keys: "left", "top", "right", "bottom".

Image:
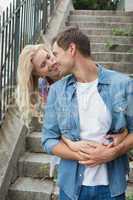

{"left": 42, "top": 65, "right": 133, "bottom": 199}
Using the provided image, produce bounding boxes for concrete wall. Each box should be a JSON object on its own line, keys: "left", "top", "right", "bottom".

{"left": 125, "top": 0, "right": 133, "bottom": 11}
{"left": 118, "top": 0, "right": 133, "bottom": 11}
{"left": 0, "top": 108, "right": 28, "bottom": 200}
{"left": 41, "top": 0, "right": 74, "bottom": 43}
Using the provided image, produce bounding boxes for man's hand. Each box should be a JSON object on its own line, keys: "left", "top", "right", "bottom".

{"left": 78, "top": 143, "right": 118, "bottom": 167}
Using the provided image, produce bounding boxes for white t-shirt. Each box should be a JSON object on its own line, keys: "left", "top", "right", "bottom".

{"left": 76, "top": 79, "right": 112, "bottom": 186}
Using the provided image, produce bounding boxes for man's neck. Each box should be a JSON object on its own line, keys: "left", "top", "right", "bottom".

{"left": 73, "top": 57, "right": 98, "bottom": 83}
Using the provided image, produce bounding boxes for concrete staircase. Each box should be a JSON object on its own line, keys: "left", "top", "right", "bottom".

{"left": 7, "top": 131, "right": 59, "bottom": 200}
{"left": 66, "top": 10, "right": 133, "bottom": 74}
{"left": 6, "top": 129, "right": 133, "bottom": 200}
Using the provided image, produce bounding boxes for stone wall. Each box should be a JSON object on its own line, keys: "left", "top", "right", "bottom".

{"left": 118, "top": 0, "right": 133, "bottom": 11}
{"left": 0, "top": 108, "right": 28, "bottom": 200}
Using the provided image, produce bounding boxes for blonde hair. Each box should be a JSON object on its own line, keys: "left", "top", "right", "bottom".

{"left": 16, "top": 44, "right": 48, "bottom": 126}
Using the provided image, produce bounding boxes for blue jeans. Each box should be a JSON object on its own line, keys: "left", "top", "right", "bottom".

{"left": 59, "top": 185, "right": 125, "bottom": 200}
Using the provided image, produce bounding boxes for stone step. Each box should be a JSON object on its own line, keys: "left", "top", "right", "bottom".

{"left": 7, "top": 176, "right": 133, "bottom": 200}
{"left": 89, "top": 35, "right": 133, "bottom": 45}
{"left": 129, "top": 161, "right": 133, "bottom": 183}
{"left": 18, "top": 152, "right": 53, "bottom": 178}
{"left": 96, "top": 62, "right": 133, "bottom": 74}
{"left": 80, "top": 28, "right": 132, "bottom": 36}
{"left": 67, "top": 21, "right": 133, "bottom": 29}
{"left": 8, "top": 177, "right": 55, "bottom": 200}
{"left": 70, "top": 10, "right": 133, "bottom": 16}
{"left": 93, "top": 52, "right": 133, "bottom": 62}
{"left": 69, "top": 15, "right": 133, "bottom": 23}
{"left": 91, "top": 43, "right": 133, "bottom": 52}
{"left": 127, "top": 183, "right": 133, "bottom": 197}
{"left": 26, "top": 131, "right": 43, "bottom": 153}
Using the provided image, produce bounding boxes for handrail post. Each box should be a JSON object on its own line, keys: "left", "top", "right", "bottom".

{"left": 14, "top": 0, "right": 21, "bottom": 85}
{"left": 42, "top": 0, "right": 48, "bottom": 34}
{"left": 50, "top": 0, "right": 55, "bottom": 15}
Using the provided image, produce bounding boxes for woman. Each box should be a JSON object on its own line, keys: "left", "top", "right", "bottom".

{"left": 16, "top": 44, "right": 60, "bottom": 126}
{"left": 16, "top": 44, "right": 61, "bottom": 178}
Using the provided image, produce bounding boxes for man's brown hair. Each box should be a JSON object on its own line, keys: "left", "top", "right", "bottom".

{"left": 52, "top": 27, "right": 91, "bottom": 57}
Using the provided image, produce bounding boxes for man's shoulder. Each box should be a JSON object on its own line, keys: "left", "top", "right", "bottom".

{"left": 104, "top": 68, "right": 131, "bottom": 85}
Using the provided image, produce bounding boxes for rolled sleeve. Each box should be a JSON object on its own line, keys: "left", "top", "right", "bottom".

{"left": 41, "top": 84, "right": 61, "bottom": 154}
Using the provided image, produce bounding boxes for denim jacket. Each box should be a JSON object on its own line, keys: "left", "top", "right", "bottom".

{"left": 42, "top": 65, "right": 133, "bottom": 200}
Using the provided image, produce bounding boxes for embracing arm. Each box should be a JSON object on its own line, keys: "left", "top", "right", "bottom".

{"left": 114, "top": 133, "right": 133, "bottom": 156}
{"left": 117, "top": 78, "right": 133, "bottom": 155}
{"left": 52, "top": 140, "right": 81, "bottom": 160}
{"left": 41, "top": 85, "right": 85, "bottom": 161}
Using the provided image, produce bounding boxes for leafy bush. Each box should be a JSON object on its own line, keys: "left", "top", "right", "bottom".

{"left": 72, "top": 0, "right": 97, "bottom": 10}
{"left": 112, "top": 28, "right": 133, "bottom": 36}
{"left": 127, "top": 194, "right": 133, "bottom": 200}
{"left": 72, "top": 0, "right": 119, "bottom": 10}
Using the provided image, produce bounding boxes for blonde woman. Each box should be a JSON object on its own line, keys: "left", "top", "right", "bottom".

{"left": 16, "top": 44, "right": 61, "bottom": 179}
{"left": 16, "top": 44, "right": 60, "bottom": 126}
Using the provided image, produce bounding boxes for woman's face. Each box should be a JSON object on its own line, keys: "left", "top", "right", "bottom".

{"left": 32, "top": 49, "right": 60, "bottom": 81}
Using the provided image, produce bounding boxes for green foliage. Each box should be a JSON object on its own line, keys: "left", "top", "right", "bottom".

{"left": 112, "top": 28, "right": 133, "bottom": 36}
{"left": 126, "top": 194, "right": 133, "bottom": 200}
{"left": 129, "top": 149, "right": 133, "bottom": 159}
{"left": 72, "top": 0, "right": 119, "bottom": 10}
{"left": 105, "top": 40, "right": 119, "bottom": 50}
{"left": 72, "top": 0, "right": 97, "bottom": 10}
{"left": 128, "top": 48, "right": 133, "bottom": 53}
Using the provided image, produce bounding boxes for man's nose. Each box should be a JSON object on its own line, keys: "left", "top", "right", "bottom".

{"left": 50, "top": 53, "right": 56, "bottom": 63}
{"left": 51, "top": 56, "right": 56, "bottom": 64}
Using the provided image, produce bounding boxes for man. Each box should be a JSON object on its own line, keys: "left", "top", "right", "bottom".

{"left": 42, "top": 27, "right": 133, "bottom": 200}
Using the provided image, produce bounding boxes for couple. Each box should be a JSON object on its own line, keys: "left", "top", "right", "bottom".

{"left": 18, "top": 27, "right": 133, "bottom": 200}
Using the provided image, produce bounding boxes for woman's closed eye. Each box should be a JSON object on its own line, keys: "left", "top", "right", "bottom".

{"left": 46, "top": 54, "right": 50, "bottom": 60}
{"left": 41, "top": 61, "right": 46, "bottom": 68}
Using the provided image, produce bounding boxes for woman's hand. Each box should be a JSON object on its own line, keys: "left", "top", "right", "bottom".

{"left": 104, "top": 129, "right": 128, "bottom": 146}
{"left": 79, "top": 143, "right": 118, "bottom": 167}
{"left": 61, "top": 136, "right": 99, "bottom": 152}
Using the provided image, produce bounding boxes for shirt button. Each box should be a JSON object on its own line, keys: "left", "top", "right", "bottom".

{"left": 79, "top": 174, "right": 82, "bottom": 177}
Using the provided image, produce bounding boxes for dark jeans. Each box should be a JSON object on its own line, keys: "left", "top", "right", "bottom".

{"left": 59, "top": 185, "right": 125, "bottom": 200}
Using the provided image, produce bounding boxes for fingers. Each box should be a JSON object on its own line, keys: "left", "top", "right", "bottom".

{"left": 87, "top": 141, "right": 99, "bottom": 148}
{"left": 79, "top": 159, "right": 97, "bottom": 167}
{"left": 77, "top": 141, "right": 97, "bottom": 150}
{"left": 105, "top": 135, "right": 115, "bottom": 139}
{"left": 79, "top": 146, "right": 93, "bottom": 154}
{"left": 79, "top": 151, "right": 91, "bottom": 160}
{"left": 106, "top": 143, "right": 114, "bottom": 148}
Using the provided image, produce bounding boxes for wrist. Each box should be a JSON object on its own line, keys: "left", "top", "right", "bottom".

{"left": 113, "top": 143, "right": 125, "bottom": 158}
{"left": 74, "top": 151, "right": 84, "bottom": 161}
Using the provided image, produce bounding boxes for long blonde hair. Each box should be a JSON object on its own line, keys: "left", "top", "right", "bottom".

{"left": 16, "top": 44, "right": 48, "bottom": 126}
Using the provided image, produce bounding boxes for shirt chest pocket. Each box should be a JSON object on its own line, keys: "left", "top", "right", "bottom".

{"left": 56, "top": 107, "right": 72, "bottom": 130}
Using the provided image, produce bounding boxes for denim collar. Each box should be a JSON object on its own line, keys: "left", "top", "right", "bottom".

{"left": 66, "top": 64, "right": 111, "bottom": 86}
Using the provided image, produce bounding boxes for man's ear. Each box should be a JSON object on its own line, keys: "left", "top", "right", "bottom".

{"left": 68, "top": 43, "right": 76, "bottom": 57}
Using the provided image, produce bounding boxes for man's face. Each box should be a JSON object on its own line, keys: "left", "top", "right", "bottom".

{"left": 52, "top": 42, "right": 75, "bottom": 77}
